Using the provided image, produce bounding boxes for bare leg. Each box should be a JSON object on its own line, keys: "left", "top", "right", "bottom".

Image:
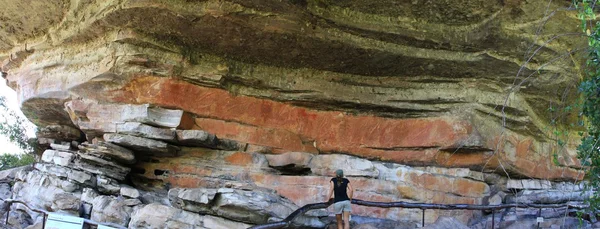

{"left": 343, "top": 211, "right": 350, "bottom": 229}
{"left": 336, "top": 214, "right": 343, "bottom": 229}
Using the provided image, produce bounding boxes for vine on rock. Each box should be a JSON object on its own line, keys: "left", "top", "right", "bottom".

{"left": 576, "top": 0, "right": 600, "bottom": 212}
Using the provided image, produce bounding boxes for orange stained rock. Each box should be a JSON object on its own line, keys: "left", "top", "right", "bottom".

{"left": 452, "top": 178, "right": 489, "bottom": 198}
{"left": 435, "top": 151, "right": 499, "bottom": 168}
{"left": 224, "top": 152, "right": 254, "bottom": 166}
{"left": 168, "top": 175, "right": 201, "bottom": 188}
{"left": 420, "top": 173, "right": 452, "bottom": 193}
{"left": 110, "top": 76, "right": 584, "bottom": 180}
{"left": 194, "top": 118, "right": 318, "bottom": 153}
{"left": 515, "top": 137, "right": 534, "bottom": 159}
{"left": 112, "top": 77, "right": 474, "bottom": 155}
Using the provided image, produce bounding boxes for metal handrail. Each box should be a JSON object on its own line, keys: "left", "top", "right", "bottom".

{"left": 248, "top": 199, "right": 589, "bottom": 229}
{"left": 2, "top": 198, "right": 127, "bottom": 229}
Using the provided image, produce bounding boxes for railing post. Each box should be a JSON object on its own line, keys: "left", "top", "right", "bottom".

{"left": 422, "top": 208, "right": 425, "bottom": 227}
{"left": 491, "top": 210, "right": 495, "bottom": 229}
{"left": 536, "top": 208, "right": 542, "bottom": 229}
{"left": 4, "top": 202, "right": 10, "bottom": 226}
{"left": 42, "top": 212, "right": 46, "bottom": 229}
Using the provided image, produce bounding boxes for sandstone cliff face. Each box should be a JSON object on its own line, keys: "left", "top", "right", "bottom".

{"left": 0, "top": 0, "right": 589, "bottom": 228}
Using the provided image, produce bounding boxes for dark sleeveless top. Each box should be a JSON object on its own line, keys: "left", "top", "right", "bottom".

{"left": 331, "top": 177, "right": 350, "bottom": 203}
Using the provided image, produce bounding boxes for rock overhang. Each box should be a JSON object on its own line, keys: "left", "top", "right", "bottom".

{"left": 0, "top": 0, "right": 588, "bottom": 194}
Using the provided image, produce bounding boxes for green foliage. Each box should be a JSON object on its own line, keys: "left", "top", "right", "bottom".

{"left": 575, "top": 0, "right": 600, "bottom": 212}
{"left": 0, "top": 153, "right": 35, "bottom": 170}
{"left": 0, "top": 96, "right": 31, "bottom": 152}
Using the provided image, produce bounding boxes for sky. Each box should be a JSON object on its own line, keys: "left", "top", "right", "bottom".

{"left": 0, "top": 81, "right": 35, "bottom": 154}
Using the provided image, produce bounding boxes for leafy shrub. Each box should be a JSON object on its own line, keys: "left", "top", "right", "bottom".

{"left": 0, "top": 153, "right": 35, "bottom": 170}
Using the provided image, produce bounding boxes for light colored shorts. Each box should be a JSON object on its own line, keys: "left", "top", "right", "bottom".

{"left": 333, "top": 200, "right": 352, "bottom": 214}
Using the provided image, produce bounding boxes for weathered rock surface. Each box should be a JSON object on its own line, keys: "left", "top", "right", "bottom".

{"left": 128, "top": 203, "right": 204, "bottom": 229}
{"left": 96, "top": 175, "right": 121, "bottom": 195}
{"left": 49, "top": 143, "right": 72, "bottom": 151}
{"left": 423, "top": 217, "right": 469, "bottom": 229}
{"left": 64, "top": 101, "right": 184, "bottom": 139}
{"left": 12, "top": 170, "right": 81, "bottom": 215}
{"left": 175, "top": 130, "right": 217, "bottom": 147}
{"left": 202, "top": 215, "right": 252, "bottom": 229}
{"left": 41, "top": 149, "right": 74, "bottom": 167}
{"left": 0, "top": 165, "right": 32, "bottom": 182}
{"left": 507, "top": 179, "right": 553, "bottom": 190}
{"left": 116, "top": 122, "right": 176, "bottom": 141}
{"left": 34, "top": 163, "right": 94, "bottom": 186}
{"left": 309, "top": 154, "right": 379, "bottom": 178}
{"left": 265, "top": 151, "right": 313, "bottom": 174}
{"left": 0, "top": 0, "right": 594, "bottom": 228}
{"left": 120, "top": 186, "right": 140, "bottom": 199}
{"left": 36, "top": 125, "right": 82, "bottom": 142}
{"left": 505, "top": 190, "right": 589, "bottom": 204}
{"left": 168, "top": 187, "right": 324, "bottom": 227}
{"left": 79, "top": 142, "right": 136, "bottom": 164}
{"left": 1, "top": 0, "right": 586, "bottom": 181}
{"left": 104, "top": 133, "right": 179, "bottom": 157}
{"left": 75, "top": 152, "right": 130, "bottom": 181}
{"left": 91, "top": 195, "right": 134, "bottom": 227}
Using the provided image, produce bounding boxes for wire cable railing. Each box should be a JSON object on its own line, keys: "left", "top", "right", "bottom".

{"left": 1, "top": 198, "right": 127, "bottom": 229}
{"left": 0, "top": 196, "right": 588, "bottom": 229}
{"left": 248, "top": 199, "right": 589, "bottom": 229}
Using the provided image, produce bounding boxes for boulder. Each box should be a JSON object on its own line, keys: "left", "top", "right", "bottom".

{"left": 51, "top": 192, "right": 81, "bottom": 213}
{"left": 552, "top": 182, "right": 584, "bottom": 191}
{"left": 265, "top": 152, "right": 313, "bottom": 174}
{"left": 123, "top": 199, "right": 143, "bottom": 206}
{"left": 65, "top": 102, "right": 184, "bottom": 133}
{"left": 34, "top": 163, "right": 94, "bottom": 186}
{"left": 36, "top": 125, "right": 82, "bottom": 142}
{"left": 41, "top": 149, "right": 74, "bottom": 167}
{"left": 116, "top": 122, "right": 176, "bottom": 141}
{"left": 91, "top": 195, "right": 134, "bottom": 226}
{"left": 12, "top": 170, "right": 82, "bottom": 213}
{"left": 79, "top": 142, "right": 136, "bottom": 164}
{"left": 507, "top": 179, "right": 552, "bottom": 190}
{"left": 169, "top": 187, "right": 324, "bottom": 227}
{"left": 120, "top": 185, "right": 141, "bottom": 199}
{"left": 50, "top": 143, "right": 71, "bottom": 151}
{"left": 23, "top": 220, "right": 44, "bottom": 229}
{"left": 493, "top": 216, "right": 591, "bottom": 229}
{"left": 175, "top": 130, "right": 218, "bottom": 147}
{"left": 168, "top": 188, "right": 217, "bottom": 214}
{"left": 0, "top": 165, "right": 32, "bottom": 182}
{"left": 104, "top": 133, "right": 179, "bottom": 157}
{"left": 74, "top": 152, "right": 130, "bottom": 181}
{"left": 81, "top": 188, "right": 99, "bottom": 203}
{"left": 5, "top": 209, "right": 34, "bottom": 229}
{"left": 139, "top": 190, "right": 170, "bottom": 206}
{"left": 0, "top": 183, "right": 11, "bottom": 200}
{"left": 128, "top": 203, "right": 204, "bottom": 229}
{"left": 423, "top": 217, "right": 469, "bottom": 229}
{"left": 203, "top": 215, "right": 252, "bottom": 229}
{"left": 348, "top": 216, "right": 417, "bottom": 229}
{"left": 12, "top": 182, "right": 80, "bottom": 217}
{"left": 487, "top": 192, "right": 506, "bottom": 205}
{"left": 505, "top": 190, "right": 589, "bottom": 204}
{"left": 96, "top": 175, "right": 121, "bottom": 195}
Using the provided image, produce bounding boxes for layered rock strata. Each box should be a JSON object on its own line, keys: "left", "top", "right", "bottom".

{"left": 0, "top": 0, "right": 592, "bottom": 228}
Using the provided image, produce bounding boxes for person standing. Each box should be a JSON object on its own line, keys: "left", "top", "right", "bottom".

{"left": 327, "top": 169, "right": 353, "bottom": 229}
